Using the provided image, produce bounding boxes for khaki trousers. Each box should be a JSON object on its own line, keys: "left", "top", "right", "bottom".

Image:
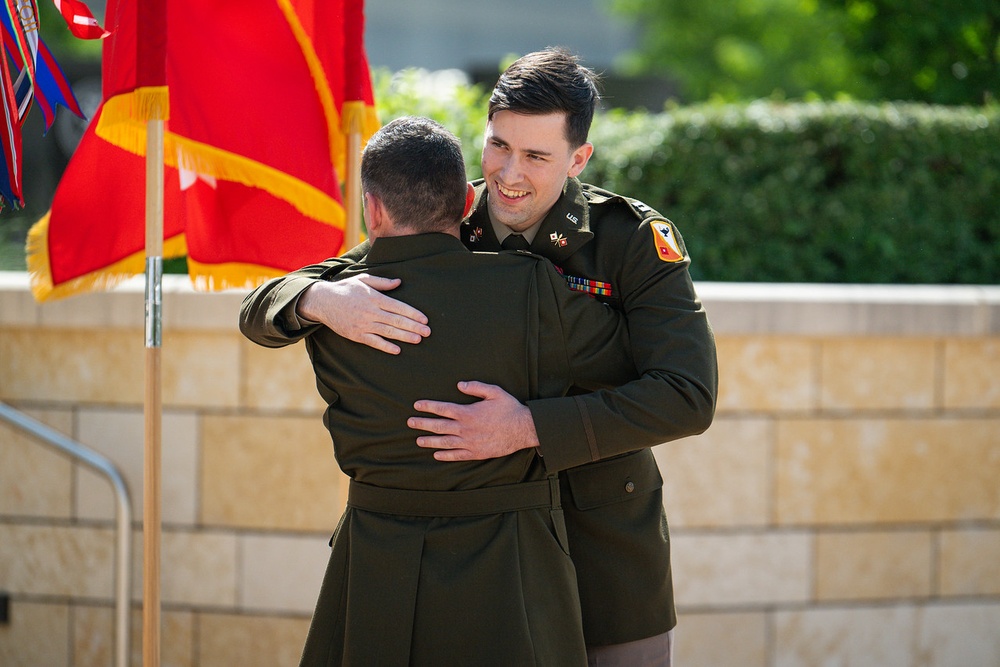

{"left": 587, "top": 628, "right": 674, "bottom": 666}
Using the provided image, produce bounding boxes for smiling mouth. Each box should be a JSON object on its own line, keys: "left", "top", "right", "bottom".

{"left": 497, "top": 183, "right": 529, "bottom": 200}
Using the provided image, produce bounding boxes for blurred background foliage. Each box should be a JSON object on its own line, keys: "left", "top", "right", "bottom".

{"left": 608, "top": 0, "right": 998, "bottom": 105}
{"left": 586, "top": 102, "right": 999, "bottom": 283}
{"left": 371, "top": 68, "right": 489, "bottom": 181}
{"left": 2, "top": 0, "right": 997, "bottom": 284}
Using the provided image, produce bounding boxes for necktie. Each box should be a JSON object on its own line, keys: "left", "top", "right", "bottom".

{"left": 501, "top": 234, "right": 531, "bottom": 251}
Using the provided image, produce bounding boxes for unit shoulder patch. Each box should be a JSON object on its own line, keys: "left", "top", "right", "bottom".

{"left": 650, "top": 221, "right": 684, "bottom": 263}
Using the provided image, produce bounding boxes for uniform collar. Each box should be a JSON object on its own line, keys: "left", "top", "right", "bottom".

{"left": 462, "top": 185, "right": 500, "bottom": 248}
{"left": 534, "top": 177, "right": 593, "bottom": 261}
{"left": 364, "top": 233, "right": 468, "bottom": 264}
{"left": 492, "top": 217, "right": 544, "bottom": 246}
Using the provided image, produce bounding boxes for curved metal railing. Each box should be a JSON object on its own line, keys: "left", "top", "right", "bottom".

{"left": 0, "top": 401, "right": 132, "bottom": 667}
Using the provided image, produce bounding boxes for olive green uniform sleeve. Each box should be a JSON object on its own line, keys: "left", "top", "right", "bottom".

{"left": 528, "top": 219, "right": 718, "bottom": 473}
{"left": 239, "top": 241, "right": 373, "bottom": 348}
{"left": 239, "top": 259, "right": 350, "bottom": 348}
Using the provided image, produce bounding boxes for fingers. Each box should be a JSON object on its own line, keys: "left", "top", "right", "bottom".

{"left": 455, "top": 380, "right": 505, "bottom": 400}
{"left": 352, "top": 325, "right": 420, "bottom": 353}
{"left": 358, "top": 334, "right": 401, "bottom": 355}
{"left": 407, "top": 413, "right": 460, "bottom": 433}
{"left": 348, "top": 275, "right": 430, "bottom": 341}
{"left": 375, "top": 308, "right": 431, "bottom": 339}
{"left": 360, "top": 275, "right": 429, "bottom": 325}
{"left": 432, "top": 449, "right": 477, "bottom": 462}
{"left": 377, "top": 294, "right": 429, "bottom": 326}
{"left": 358, "top": 274, "right": 402, "bottom": 292}
{"left": 414, "top": 435, "right": 479, "bottom": 462}
{"left": 417, "top": 436, "right": 496, "bottom": 462}
{"left": 410, "top": 400, "right": 464, "bottom": 420}
{"left": 415, "top": 434, "right": 456, "bottom": 448}
{"left": 361, "top": 317, "right": 427, "bottom": 346}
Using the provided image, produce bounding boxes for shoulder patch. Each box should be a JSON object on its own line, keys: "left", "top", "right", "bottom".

{"left": 650, "top": 221, "right": 684, "bottom": 263}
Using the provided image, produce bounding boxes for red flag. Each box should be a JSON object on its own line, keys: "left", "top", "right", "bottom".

{"left": 292, "top": 0, "right": 379, "bottom": 178}
{"left": 27, "top": 0, "right": 379, "bottom": 301}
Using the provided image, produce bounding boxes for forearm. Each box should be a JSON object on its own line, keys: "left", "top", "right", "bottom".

{"left": 295, "top": 281, "right": 338, "bottom": 327}
{"left": 528, "top": 369, "right": 716, "bottom": 472}
{"left": 239, "top": 269, "right": 329, "bottom": 347}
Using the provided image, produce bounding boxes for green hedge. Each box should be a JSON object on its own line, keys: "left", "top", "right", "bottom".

{"left": 586, "top": 102, "right": 1000, "bottom": 284}
{"left": 375, "top": 71, "right": 999, "bottom": 284}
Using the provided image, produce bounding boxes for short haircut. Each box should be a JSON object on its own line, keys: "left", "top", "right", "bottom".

{"left": 361, "top": 116, "right": 468, "bottom": 233}
{"left": 488, "top": 47, "right": 601, "bottom": 148}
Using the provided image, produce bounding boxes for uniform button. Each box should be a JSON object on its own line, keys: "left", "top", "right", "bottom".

{"left": 625, "top": 481, "right": 635, "bottom": 493}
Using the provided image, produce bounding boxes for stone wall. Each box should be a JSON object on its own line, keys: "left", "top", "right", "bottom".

{"left": 1, "top": 272, "right": 998, "bottom": 666}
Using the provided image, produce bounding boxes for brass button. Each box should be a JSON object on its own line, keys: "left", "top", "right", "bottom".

{"left": 625, "top": 481, "right": 635, "bottom": 493}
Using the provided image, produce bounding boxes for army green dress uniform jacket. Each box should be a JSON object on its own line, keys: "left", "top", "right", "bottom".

{"left": 460, "top": 178, "right": 719, "bottom": 646}
{"left": 240, "top": 233, "right": 639, "bottom": 666}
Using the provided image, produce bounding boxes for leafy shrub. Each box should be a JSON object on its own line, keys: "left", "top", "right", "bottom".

{"left": 587, "top": 102, "right": 1000, "bottom": 283}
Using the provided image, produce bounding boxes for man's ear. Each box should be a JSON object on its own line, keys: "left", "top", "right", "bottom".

{"left": 364, "top": 192, "right": 384, "bottom": 232}
{"left": 463, "top": 182, "right": 475, "bottom": 218}
{"left": 567, "top": 142, "right": 594, "bottom": 178}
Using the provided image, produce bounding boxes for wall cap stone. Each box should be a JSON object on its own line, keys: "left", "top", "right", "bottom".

{"left": 3, "top": 271, "right": 998, "bottom": 337}
{"left": 698, "top": 282, "right": 1000, "bottom": 336}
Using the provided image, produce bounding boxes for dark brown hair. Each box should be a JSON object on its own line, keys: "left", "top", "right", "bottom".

{"left": 361, "top": 116, "right": 468, "bottom": 233}
{"left": 488, "top": 47, "right": 601, "bottom": 148}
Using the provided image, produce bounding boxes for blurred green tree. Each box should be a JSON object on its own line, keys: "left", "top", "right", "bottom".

{"left": 829, "top": 0, "right": 999, "bottom": 104}
{"left": 608, "top": 0, "right": 998, "bottom": 104}
{"left": 608, "top": 0, "right": 870, "bottom": 102}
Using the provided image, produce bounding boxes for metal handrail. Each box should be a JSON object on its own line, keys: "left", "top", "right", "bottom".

{"left": 0, "top": 401, "right": 132, "bottom": 667}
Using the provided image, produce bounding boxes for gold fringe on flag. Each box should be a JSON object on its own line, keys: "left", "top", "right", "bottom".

{"left": 186, "top": 258, "right": 287, "bottom": 293}
{"left": 27, "top": 213, "right": 188, "bottom": 302}
{"left": 97, "top": 85, "right": 170, "bottom": 123}
{"left": 340, "top": 100, "right": 380, "bottom": 144}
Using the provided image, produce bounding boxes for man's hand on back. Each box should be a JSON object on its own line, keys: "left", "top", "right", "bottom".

{"left": 297, "top": 274, "right": 430, "bottom": 355}
{"left": 409, "top": 381, "right": 540, "bottom": 460}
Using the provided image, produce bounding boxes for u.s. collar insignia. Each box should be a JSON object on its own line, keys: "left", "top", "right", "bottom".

{"left": 468, "top": 226, "right": 484, "bottom": 244}
{"left": 549, "top": 232, "right": 568, "bottom": 248}
{"left": 651, "top": 221, "right": 684, "bottom": 262}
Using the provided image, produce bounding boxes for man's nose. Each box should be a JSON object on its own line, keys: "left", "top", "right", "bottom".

{"left": 499, "top": 155, "right": 523, "bottom": 183}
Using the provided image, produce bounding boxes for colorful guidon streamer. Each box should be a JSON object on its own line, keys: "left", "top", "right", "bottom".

{"left": 0, "top": 0, "right": 104, "bottom": 208}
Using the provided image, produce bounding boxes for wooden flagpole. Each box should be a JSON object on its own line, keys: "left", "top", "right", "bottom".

{"left": 143, "top": 117, "right": 165, "bottom": 667}
{"left": 344, "top": 112, "right": 363, "bottom": 249}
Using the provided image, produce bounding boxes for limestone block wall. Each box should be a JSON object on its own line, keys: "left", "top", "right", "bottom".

{"left": 0, "top": 272, "right": 998, "bottom": 666}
